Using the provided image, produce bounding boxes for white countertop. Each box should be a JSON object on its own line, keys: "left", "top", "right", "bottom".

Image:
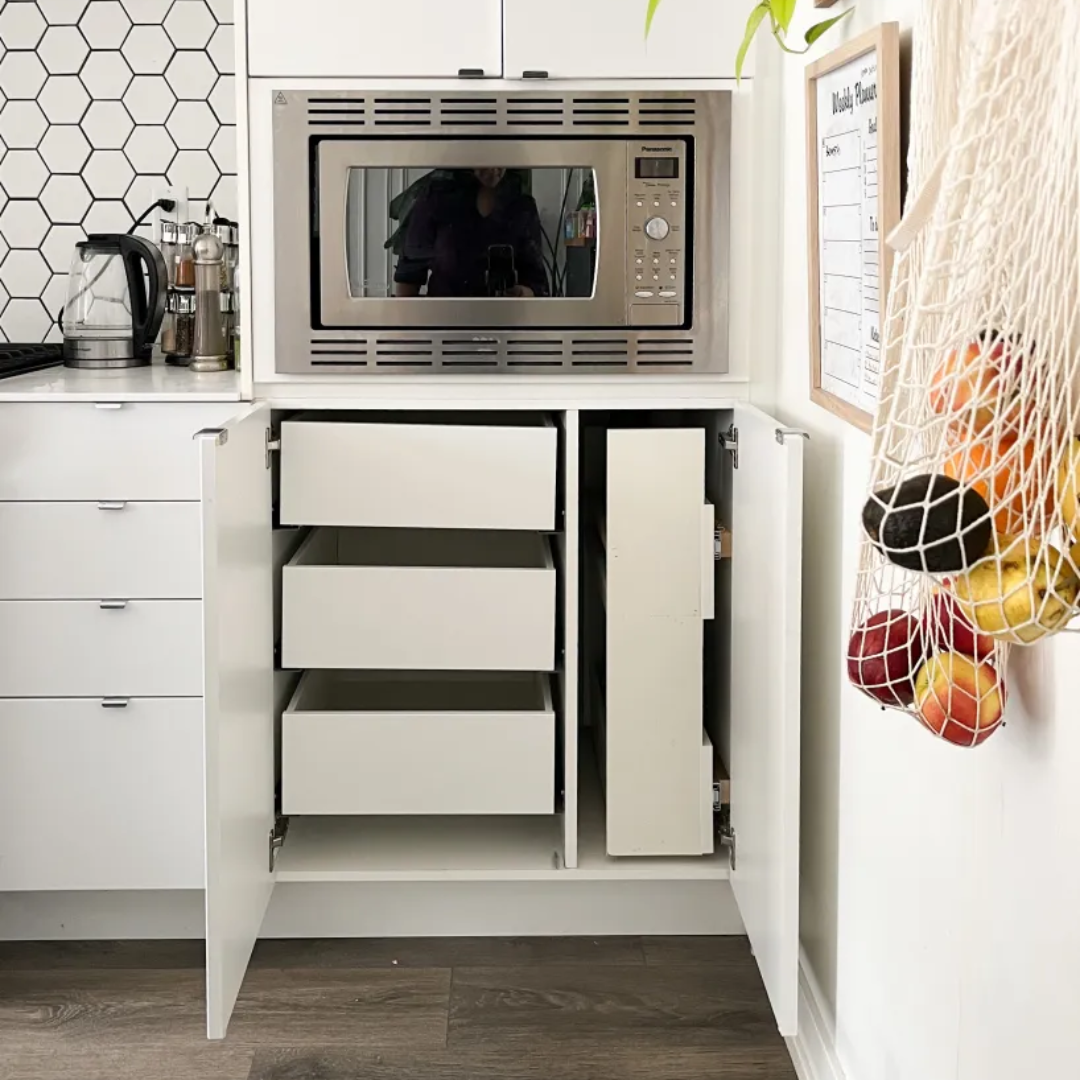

{"left": 0, "top": 362, "right": 243, "bottom": 402}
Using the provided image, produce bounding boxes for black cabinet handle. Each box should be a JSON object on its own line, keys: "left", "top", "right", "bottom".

{"left": 458, "top": 67, "right": 485, "bottom": 78}
{"left": 522, "top": 69, "right": 549, "bottom": 79}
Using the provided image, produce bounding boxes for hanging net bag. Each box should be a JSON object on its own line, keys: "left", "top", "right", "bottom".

{"left": 847, "top": 0, "right": 1080, "bottom": 746}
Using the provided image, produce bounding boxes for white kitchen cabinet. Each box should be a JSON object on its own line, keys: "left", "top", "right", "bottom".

{"left": 247, "top": 0, "right": 503, "bottom": 77}
{"left": 502, "top": 0, "right": 754, "bottom": 79}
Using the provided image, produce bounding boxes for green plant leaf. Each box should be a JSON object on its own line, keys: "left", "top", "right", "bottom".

{"left": 644, "top": 0, "right": 663, "bottom": 38}
{"left": 735, "top": 2, "right": 771, "bottom": 81}
{"left": 805, "top": 7, "right": 855, "bottom": 45}
{"left": 771, "top": 0, "right": 797, "bottom": 32}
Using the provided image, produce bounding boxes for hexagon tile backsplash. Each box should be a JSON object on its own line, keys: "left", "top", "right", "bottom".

{"left": 0, "top": 0, "right": 236, "bottom": 343}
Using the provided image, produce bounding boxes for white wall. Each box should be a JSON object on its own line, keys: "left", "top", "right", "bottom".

{"left": 773, "top": 1, "right": 1080, "bottom": 1078}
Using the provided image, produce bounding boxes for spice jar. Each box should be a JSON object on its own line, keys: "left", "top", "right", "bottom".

{"left": 174, "top": 223, "right": 197, "bottom": 288}
{"left": 165, "top": 287, "right": 195, "bottom": 365}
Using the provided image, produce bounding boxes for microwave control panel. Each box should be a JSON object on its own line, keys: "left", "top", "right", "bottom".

{"left": 627, "top": 140, "right": 688, "bottom": 325}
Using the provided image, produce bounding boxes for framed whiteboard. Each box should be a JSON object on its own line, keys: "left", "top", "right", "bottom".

{"left": 806, "top": 23, "right": 901, "bottom": 432}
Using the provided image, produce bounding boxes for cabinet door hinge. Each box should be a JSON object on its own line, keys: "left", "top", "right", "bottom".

{"left": 720, "top": 424, "right": 738, "bottom": 469}
{"left": 269, "top": 816, "right": 288, "bottom": 872}
{"left": 265, "top": 429, "right": 280, "bottom": 470}
{"left": 717, "top": 808, "right": 736, "bottom": 872}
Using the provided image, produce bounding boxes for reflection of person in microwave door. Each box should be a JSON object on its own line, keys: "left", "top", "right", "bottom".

{"left": 393, "top": 168, "right": 551, "bottom": 298}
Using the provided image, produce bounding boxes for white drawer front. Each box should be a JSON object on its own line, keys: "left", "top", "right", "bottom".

{"left": 0, "top": 502, "right": 201, "bottom": 599}
{"left": 0, "top": 697, "right": 204, "bottom": 891}
{"left": 281, "top": 529, "right": 556, "bottom": 671}
{"left": 280, "top": 417, "right": 557, "bottom": 530}
{"left": 0, "top": 402, "right": 239, "bottom": 501}
{"left": 0, "top": 600, "right": 203, "bottom": 696}
{"left": 282, "top": 672, "right": 555, "bottom": 815}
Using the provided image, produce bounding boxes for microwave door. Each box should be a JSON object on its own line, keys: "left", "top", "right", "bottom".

{"left": 315, "top": 140, "right": 629, "bottom": 330}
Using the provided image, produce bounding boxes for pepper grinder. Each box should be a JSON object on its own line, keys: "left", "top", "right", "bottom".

{"left": 190, "top": 230, "right": 229, "bottom": 371}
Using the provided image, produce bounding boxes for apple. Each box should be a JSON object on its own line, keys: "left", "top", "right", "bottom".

{"left": 924, "top": 591, "right": 995, "bottom": 661}
{"left": 847, "top": 610, "right": 924, "bottom": 706}
{"left": 914, "top": 651, "right": 1005, "bottom": 746}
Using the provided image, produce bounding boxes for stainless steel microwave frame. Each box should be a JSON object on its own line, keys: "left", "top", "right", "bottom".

{"left": 272, "top": 89, "right": 731, "bottom": 375}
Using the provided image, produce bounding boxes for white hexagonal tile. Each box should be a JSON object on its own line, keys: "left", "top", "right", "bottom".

{"left": 168, "top": 99, "right": 217, "bottom": 149}
{"left": 82, "top": 198, "right": 132, "bottom": 233}
{"left": 0, "top": 200, "right": 50, "bottom": 247}
{"left": 38, "top": 75, "right": 90, "bottom": 123}
{"left": 0, "top": 3, "right": 47, "bottom": 49}
{"left": 0, "top": 280, "right": 8, "bottom": 317}
{"left": 210, "top": 172, "right": 236, "bottom": 222}
{"left": 2, "top": 298, "right": 52, "bottom": 342}
{"left": 164, "top": 0, "right": 215, "bottom": 48}
{"left": 164, "top": 49, "right": 215, "bottom": 100}
{"left": 205, "top": 0, "right": 233, "bottom": 23}
{"left": 121, "top": 23, "right": 173, "bottom": 74}
{"left": 168, "top": 148, "right": 218, "bottom": 200}
{"left": 83, "top": 148, "right": 134, "bottom": 198}
{"left": 79, "top": 50, "right": 132, "bottom": 99}
{"left": 39, "top": 25, "right": 90, "bottom": 75}
{"left": 42, "top": 223, "right": 86, "bottom": 271}
{"left": 120, "top": 0, "right": 172, "bottom": 23}
{"left": 0, "top": 234, "right": 8, "bottom": 266}
{"left": 0, "top": 101, "right": 47, "bottom": 149}
{"left": 123, "top": 74, "right": 174, "bottom": 124}
{"left": 208, "top": 124, "right": 235, "bottom": 174}
{"left": 0, "top": 189, "right": 7, "bottom": 220}
{"left": 80, "top": 99, "right": 133, "bottom": 148}
{"left": 123, "top": 123, "right": 174, "bottom": 172}
{"left": 0, "top": 151, "right": 48, "bottom": 197}
{"left": 79, "top": 0, "right": 132, "bottom": 49}
{"left": 39, "top": 1, "right": 91, "bottom": 26}
{"left": 207, "top": 23, "right": 234, "bottom": 75}
{"left": 123, "top": 171, "right": 166, "bottom": 216}
{"left": 39, "top": 125, "right": 92, "bottom": 172}
{"left": 0, "top": 53, "right": 48, "bottom": 100}
{"left": 40, "top": 174, "right": 92, "bottom": 222}
{"left": 0, "top": 249, "right": 50, "bottom": 298}
{"left": 208, "top": 73, "right": 234, "bottom": 124}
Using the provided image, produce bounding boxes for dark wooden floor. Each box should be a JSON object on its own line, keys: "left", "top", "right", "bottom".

{"left": 0, "top": 937, "right": 796, "bottom": 1080}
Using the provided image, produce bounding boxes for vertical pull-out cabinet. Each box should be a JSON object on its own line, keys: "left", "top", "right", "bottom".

{"left": 728, "top": 403, "right": 804, "bottom": 1037}
{"left": 198, "top": 405, "right": 276, "bottom": 1040}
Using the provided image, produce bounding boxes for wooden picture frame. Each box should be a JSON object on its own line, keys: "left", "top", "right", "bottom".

{"left": 806, "top": 23, "right": 901, "bottom": 432}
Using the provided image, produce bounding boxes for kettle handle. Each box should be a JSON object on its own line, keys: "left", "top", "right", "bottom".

{"left": 118, "top": 235, "right": 167, "bottom": 360}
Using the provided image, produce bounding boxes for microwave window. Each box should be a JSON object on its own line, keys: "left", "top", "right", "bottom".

{"left": 344, "top": 167, "right": 598, "bottom": 299}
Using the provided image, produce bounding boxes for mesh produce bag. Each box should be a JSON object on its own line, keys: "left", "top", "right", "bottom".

{"left": 847, "top": 0, "right": 1080, "bottom": 746}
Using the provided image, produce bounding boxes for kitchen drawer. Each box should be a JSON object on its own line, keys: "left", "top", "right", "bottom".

{"left": 282, "top": 671, "right": 555, "bottom": 815}
{"left": 0, "top": 600, "right": 202, "bottom": 696}
{"left": 0, "top": 502, "right": 201, "bottom": 599}
{"left": 0, "top": 402, "right": 239, "bottom": 501}
{"left": 281, "top": 528, "right": 556, "bottom": 671}
{"left": 0, "top": 697, "right": 204, "bottom": 890}
{"left": 279, "top": 414, "right": 557, "bottom": 530}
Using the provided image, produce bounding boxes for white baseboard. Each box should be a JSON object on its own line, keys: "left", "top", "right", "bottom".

{"left": 787, "top": 948, "right": 847, "bottom": 1080}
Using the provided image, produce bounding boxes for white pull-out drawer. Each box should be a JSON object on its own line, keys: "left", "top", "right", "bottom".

{"left": 0, "top": 600, "right": 202, "bottom": 696}
{"left": 279, "top": 414, "right": 557, "bottom": 530}
{"left": 282, "top": 671, "right": 555, "bottom": 815}
{"left": 0, "top": 502, "right": 201, "bottom": 599}
{"left": 0, "top": 402, "right": 238, "bottom": 501}
{"left": 281, "top": 528, "right": 556, "bottom": 671}
{"left": 0, "top": 697, "right": 204, "bottom": 890}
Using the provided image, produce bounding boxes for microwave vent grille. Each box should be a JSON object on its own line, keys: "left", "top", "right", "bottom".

{"left": 307, "top": 97, "right": 366, "bottom": 126}
{"left": 372, "top": 98, "right": 433, "bottom": 126}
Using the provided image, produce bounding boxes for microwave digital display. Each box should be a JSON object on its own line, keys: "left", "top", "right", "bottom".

{"left": 635, "top": 157, "right": 679, "bottom": 179}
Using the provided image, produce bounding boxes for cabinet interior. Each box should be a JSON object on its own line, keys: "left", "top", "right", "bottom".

{"left": 267, "top": 407, "right": 734, "bottom": 879}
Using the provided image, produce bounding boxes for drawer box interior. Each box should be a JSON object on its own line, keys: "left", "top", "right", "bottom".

{"left": 282, "top": 671, "right": 555, "bottom": 816}
{"left": 281, "top": 528, "right": 557, "bottom": 671}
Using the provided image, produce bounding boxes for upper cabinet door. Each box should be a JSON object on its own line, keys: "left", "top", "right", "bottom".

{"left": 503, "top": 0, "right": 752, "bottom": 79}
{"left": 728, "top": 404, "right": 804, "bottom": 1036}
{"left": 199, "top": 405, "right": 276, "bottom": 1041}
{"left": 248, "top": 0, "right": 504, "bottom": 77}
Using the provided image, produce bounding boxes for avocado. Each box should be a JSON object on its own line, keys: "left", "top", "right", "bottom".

{"left": 862, "top": 473, "right": 993, "bottom": 574}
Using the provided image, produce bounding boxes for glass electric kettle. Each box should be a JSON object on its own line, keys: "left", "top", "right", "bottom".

{"left": 61, "top": 234, "right": 167, "bottom": 368}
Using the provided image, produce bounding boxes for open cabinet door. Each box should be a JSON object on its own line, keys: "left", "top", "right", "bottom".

{"left": 729, "top": 404, "right": 804, "bottom": 1036}
{"left": 198, "top": 405, "right": 276, "bottom": 1040}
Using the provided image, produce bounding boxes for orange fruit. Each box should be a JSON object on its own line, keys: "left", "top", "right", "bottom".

{"left": 929, "top": 339, "right": 1023, "bottom": 436}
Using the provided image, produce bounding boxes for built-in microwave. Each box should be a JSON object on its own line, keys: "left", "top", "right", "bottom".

{"left": 272, "top": 90, "right": 731, "bottom": 374}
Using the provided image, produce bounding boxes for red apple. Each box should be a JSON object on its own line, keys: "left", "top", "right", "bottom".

{"left": 924, "top": 591, "right": 996, "bottom": 662}
{"left": 914, "top": 651, "right": 1005, "bottom": 747}
{"left": 847, "top": 610, "right": 924, "bottom": 706}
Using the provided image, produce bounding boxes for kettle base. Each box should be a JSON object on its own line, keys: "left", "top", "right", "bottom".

{"left": 63, "top": 357, "right": 151, "bottom": 369}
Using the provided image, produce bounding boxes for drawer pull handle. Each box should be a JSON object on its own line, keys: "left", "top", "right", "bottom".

{"left": 94, "top": 402, "right": 124, "bottom": 410}
{"left": 97, "top": 501, "right": 127, "bottom": 511}
{"left": 99, "top": 599, "right": 128, "bottom": 610}
{"left": 101, "top": 698, "right": 129, "bottom": 708}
